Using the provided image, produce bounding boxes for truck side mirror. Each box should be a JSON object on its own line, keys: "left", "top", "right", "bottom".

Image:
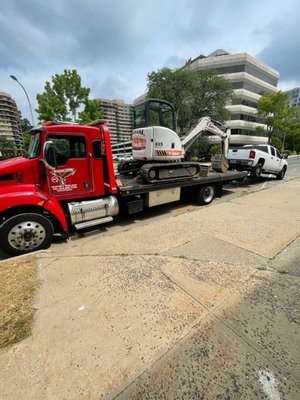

{"left": 43, "top": 141, "right": 57, "bottom": 169}
{"left": 283, "top": 153, "right": 288, "bottom": 159}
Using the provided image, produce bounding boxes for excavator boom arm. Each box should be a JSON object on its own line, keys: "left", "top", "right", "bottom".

{"left": 181, "top": 116, "right": 230, "bottom": 156}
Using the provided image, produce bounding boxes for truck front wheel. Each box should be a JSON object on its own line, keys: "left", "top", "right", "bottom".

{"left": 196, "top": 184, "right": 216, "bottom": 205}
{"left": 0, "top": 213, "right": 54, "bottom": 256}
{"left": 276, "top": 166, "right": 287, "bottom": 180}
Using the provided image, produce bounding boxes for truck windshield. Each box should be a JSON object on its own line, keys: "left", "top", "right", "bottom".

{"left": 27, "top": 133, "right": 41, "bottom": 159}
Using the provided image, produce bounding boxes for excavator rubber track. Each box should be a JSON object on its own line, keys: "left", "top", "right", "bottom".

{"left": 117, "top": 160, "right": 144, "bottom": 176}
{"left": 139, "top": 162, "right": 201, "bottom": 183}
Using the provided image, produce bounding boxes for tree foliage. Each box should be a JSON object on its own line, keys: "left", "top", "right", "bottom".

{"left": 257, "top": 91, "right": 300, "bottom": 151}
{"left": 285, "top": 118, "right": 300, "bottom": 152}
{"left": 257, "top": 91, "right": 288, "bottom": 143}
{"left": 36, "top": 69, "right": 90, "bottom": 122}
{"left": 21, "top": 118, "right": 32, "bottom": 151}
{"left": 147, "top": 68, "right": 232, "bottom": 133}
{"left": 21, "top": 118, "right": 32, "bottom": 132}
{"left": 0, "top": 136, "right": 19, "bottom": 160}
{"left": 78, "top": 99, "right": 103, "bottom": 124}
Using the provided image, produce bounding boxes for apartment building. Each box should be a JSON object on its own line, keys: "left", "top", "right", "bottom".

{"left": 97, "top": 98, "right": 133, "bottom": 144}
{"left": 285, "top": 87, "right": 300, "bottom": 108}
{"left": 185, "top": 49, "right": 280, "bottom": 145}
{"left": 0, "top": 92, "right": 23, "bottom": 149}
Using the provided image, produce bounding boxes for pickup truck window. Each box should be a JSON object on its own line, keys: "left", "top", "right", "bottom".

{"left": 257, "top": 145, "right": 268, "bottom": 153}
{"left": 270, "top": 147, "right": 275, "bottom": 156}
{"left": 242, "top": 145, "right": 268, "bottom": 153}
{"left": 275, "top": 149, "right": 282, "bottom": 158}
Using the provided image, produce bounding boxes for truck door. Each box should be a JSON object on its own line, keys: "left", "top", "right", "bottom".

{"left": 274, "top": 148, "right": 284, "bottom": 172}
{"left": 268, "top": 146, "right": 279, "bottom": 171}
{"left": 46, "top": 134, "right": 94, "bottom": 197}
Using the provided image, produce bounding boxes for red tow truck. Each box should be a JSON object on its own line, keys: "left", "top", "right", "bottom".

{"left": 0, "top": 102, "right": 246, "bottom": 256}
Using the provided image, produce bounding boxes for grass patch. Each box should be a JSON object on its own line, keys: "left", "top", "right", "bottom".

{"left": 0, "top": 257, "right": 39, "bottom": 349}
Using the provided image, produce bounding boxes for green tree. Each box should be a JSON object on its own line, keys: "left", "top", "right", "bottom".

{"left": 0, "top": 136, "right": 18, "bottom": 160}
{"left": 209, "top": 144, "right": 222, "bottom": 155}
{"left": 36, "top": 69, "right": 90, "bottom": 122}
{"left": 270, "top": 136, "right": 282, "bottom": 150}
{"left": 286, "top": 129, "right": 300, "bottom": 153}
{"left": 196, "top": 136, "right": 210, "bottom": 155}
{"left": 78, "top": 99, "right": 103, "bottom": 124}
{"left": 21, "top": 118, "right": 32, "bottom": 152}
{"left": 21, "top": 118, "right": 32, "bottom": 132}
{"left": 147, "top": 68, "right": 232, "bottom": 133}
{"left": 257, "top": 92, "right": 291, "bottom": 144}
{"left": 257, "top": 91, "right": 300, "bottom": 150}
{"left": 254, "top": 126, "right": 268, "bottom": 136}
{"left": 284, "top": 114, "right": 300, "bottom": 152}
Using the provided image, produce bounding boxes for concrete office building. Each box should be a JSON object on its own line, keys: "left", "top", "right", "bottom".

{"left": 98, "top": 98, "right": 134, "bottom": 144}
{"left": 285, "top": 87, "right": 300, "bottom": 109}
{"left": 0, "top": 92, "right": 23, "bottom": 149}
{"left": 185, "top": 49, "right": 280, "bottom": 145}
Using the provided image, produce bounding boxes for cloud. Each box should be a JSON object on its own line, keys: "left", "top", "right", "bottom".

{"left": 93, "top": 74, "right": 130, "bottom": 101}
{"left": 1, "top": 0, "right": 300, "bottom": 122}
{"left": 258, "top": 14, "right": 300, "bottom": 86}
{"left": 164, "top": 55, "right": 187, "bottom": 69}
{"left": 0, "top": 0, "right": 149, "bottom": 71}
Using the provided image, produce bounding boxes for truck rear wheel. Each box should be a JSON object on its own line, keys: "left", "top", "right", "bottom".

{"left": 250, "top": 163, "right": 262, "bottom": 179}
{"left": 0, "top": 213, "right": 54, "bottom": 256}
{"left": 196, "top": 184, "right": 216, "bottom": 205}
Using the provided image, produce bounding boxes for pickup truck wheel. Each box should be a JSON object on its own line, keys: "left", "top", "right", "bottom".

{"left": 0, "top": 213, "right": 54, "bottom": 256}
{"left": 196, "top": 184, "right": 216, "bottom": 205}
{"left": 250, "top": 163, "right": 262, "bottom": 179}
{"left": 276, "top": 166, "right": 286, "bottom": 180}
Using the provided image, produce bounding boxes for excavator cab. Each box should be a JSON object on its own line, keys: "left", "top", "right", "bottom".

{"left": 134, "top": 99, "right": 176, "bottom": 131}
{"left": 132, "top": 99, "right": 183, "bottom": 162}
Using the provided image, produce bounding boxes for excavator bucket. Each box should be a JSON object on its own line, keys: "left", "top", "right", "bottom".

{"left": 211, "top": 154, "right": 229, "bottom": 173}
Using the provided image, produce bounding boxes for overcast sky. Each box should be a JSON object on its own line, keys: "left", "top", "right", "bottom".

{"left": 1, "top": 0, "right": 299, "bottom": 123}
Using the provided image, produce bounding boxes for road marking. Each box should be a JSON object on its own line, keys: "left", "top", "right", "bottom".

{"left": 259, "top": 370, "right": 281, "bottom": 400}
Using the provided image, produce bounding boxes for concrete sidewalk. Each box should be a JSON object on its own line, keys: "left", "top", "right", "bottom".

{"left": 0, "top": 177, "right": 299, "bottom": 399}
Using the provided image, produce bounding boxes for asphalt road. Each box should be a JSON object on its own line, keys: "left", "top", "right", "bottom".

{"left": 0, "top": 155, "right": 299, "bottom": 261}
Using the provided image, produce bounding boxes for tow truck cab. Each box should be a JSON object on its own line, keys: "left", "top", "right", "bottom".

{"left": 0, "top": 122, "right": 119, "bottom": 255}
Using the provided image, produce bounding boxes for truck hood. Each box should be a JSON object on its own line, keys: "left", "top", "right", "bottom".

{"left": 0, "top": 156, "right": 34, "bottom": 185}
{"left": 0, "top": 157, "right": 30, "bottom": 174}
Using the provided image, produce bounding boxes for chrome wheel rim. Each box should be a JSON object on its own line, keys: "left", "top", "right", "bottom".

{"left": 8, "top": 221, "right": 46, "bottom": 251}
{"left": 203, "top": 186, "right": 214, "bottom": 203}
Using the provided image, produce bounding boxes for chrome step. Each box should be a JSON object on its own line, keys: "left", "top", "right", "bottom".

{"left": 75, "top": 216, "right": 113, "bottom": 230}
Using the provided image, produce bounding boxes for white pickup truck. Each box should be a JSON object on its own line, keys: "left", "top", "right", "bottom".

{"left": 228, "top": 144, "right": 288, "bottom": 180}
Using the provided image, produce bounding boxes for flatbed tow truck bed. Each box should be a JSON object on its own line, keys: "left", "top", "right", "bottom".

{"left": 114, "top": 169, "right": 247, "bottom": 212}
{"left": 116, "top": 170, "right": 247, "bottom": 197}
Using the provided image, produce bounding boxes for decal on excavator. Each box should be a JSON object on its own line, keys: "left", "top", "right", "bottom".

{"left": 132, "top": 137, "right": 146, "bottom": 150}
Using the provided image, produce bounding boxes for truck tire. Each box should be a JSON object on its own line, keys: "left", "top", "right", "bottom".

{"left": 250, "top": 163, "right": 262, "bottom": 180}
{"left": 196, "top": 184, "right": 216, "bottom": 205}
{"left": 276, "top": 166, "right": 287, "bottom": 180}
{"left": 0, "top": 213, "right": 54, "bottom": 256}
